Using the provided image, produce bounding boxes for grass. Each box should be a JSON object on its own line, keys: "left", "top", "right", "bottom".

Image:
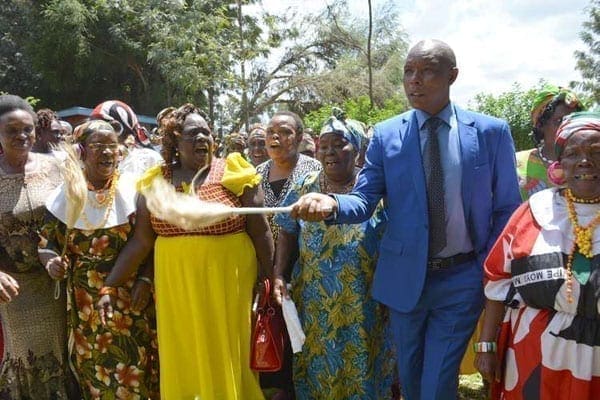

{"left": 458, "top": 373, "right": 488, "bottom": 400}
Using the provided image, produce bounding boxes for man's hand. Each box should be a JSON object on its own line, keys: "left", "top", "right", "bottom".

{"left": 290, "top": 193, "right": 338, "bottom": 222}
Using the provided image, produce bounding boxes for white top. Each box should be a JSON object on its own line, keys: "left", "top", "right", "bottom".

{"left": 45, "top": 173, "right": 138, "bottom": 230}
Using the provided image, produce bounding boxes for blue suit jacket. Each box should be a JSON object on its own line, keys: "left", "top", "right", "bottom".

{"left": 333, "top": 106, "right": 521, "bottom": 312}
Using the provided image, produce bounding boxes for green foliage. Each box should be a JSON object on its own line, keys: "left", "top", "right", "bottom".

{"left": 0, "top": 0, "right": 407, "bottom": 129}
{"left": 573, "top": 0, "right": 600, "bottom": 104}
{"left": 468, "top": 82, "right": 541, "bottom": 151}
{"left": 304, "top": 94, "right": 408, "bottom": 132}
{"left": 0, "top": 1, "right": 40, "bottom": 98}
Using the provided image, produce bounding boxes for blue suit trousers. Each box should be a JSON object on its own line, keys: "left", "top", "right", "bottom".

{"left": 390, "top": 260, "right": 484, "bottom": 400}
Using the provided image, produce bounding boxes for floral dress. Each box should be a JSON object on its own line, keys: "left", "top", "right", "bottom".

{"left": 40, "top": 173, "right": 159, "bottom": 399}
{"left": 0, "top": 153, "right": 74, "bottom": 399}
{"left": 274, "top": 172, "right": 396, "bottom": 399}
{"left": 485, "top": 188, "right": 600, "bottom": 399}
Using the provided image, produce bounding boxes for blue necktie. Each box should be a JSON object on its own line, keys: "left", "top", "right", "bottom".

{"left": 423, "top": 117, "right": 446, "bottom": 256}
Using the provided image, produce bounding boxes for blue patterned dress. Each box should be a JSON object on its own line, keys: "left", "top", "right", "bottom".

{"left": 275, "top": 171, "right": 396, "bottom": 399}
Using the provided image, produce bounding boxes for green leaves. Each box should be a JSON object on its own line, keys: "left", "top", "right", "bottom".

{"left": 469, "top": 82, "right": 543, "bottom": 151}
{"left": 573, "top": 0, "right": 600, "bottom": 104}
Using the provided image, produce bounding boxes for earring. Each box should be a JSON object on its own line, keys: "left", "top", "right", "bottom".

{"left": 547, "top": 161, "right": 565, "bottom": 185}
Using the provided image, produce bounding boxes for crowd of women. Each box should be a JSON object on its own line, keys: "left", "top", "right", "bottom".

{"left": 0, "top": 82, "right": 599, "bottom": 400}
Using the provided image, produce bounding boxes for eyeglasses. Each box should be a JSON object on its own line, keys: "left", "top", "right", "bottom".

{"left": 87, "top": 143, "right": 120, "bottom": 153}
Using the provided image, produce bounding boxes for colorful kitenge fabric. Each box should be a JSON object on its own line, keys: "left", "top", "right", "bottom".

{"left": 554, "top": 111, "right": 600, "bottom": 159}
{"left": 530, "top": 85, "right": 582, "bottom": 127}
{"left": 484, "top": 188, "right": 600, "bottom": 399}
{"left": 319, "top": 116, "right": 365, "bottom": 152}
{"left": 256, "top": 154, "right": 321, "bottom": 242}
{"left": 0, "top": 153, "right": 74, "bottom": 399}
{"left": 275, "top": 172, "right": 396, "bottom": 399}
{"left": 40, "top": 174, "right": 159, "bottom": 399}
{"left": 516, "top": 148, "right": 555, "bottom": 200}
{"left": 91, "top": 100, "right": 152, "bottom": 148}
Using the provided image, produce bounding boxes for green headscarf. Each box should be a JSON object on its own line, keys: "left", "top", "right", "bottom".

{"left": 531, "top": 84, "right": 582, "bottom": 127}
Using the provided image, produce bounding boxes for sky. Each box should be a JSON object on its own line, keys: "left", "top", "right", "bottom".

{"left": 258, "top": 0, "right": 592, "bottom": 106}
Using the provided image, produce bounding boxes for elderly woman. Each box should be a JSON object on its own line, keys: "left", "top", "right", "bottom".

{"left": 39, "top": 120, "right": 159, "bottom": 398}
{"left": 475, "top": 111, "right": 600, "bottom": 399}
{"left": 32, "top": 108, "right": 64, "bottom": 154}
{"left": 90, "top": 100, "right": 163, "bottom": 178}
{"left": 248, "top": 124, "right": 269, "bottom": 166}
{"left": 517, "top": 85, "right": 584, "bottom": 200}
{"left": 273, "top": 115, "right": 396, "bottom": 399}
{"left": 0, "top": 95, "right": 74, "bottom": 397}
{"left": 97, "top": 104, "right": 273, "bottom": 399}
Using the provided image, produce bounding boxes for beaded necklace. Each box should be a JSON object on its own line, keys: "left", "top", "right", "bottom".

{"left": 536, "top": 143, "right": 554, "bottom": 165}
{"left": 564, "top": 188, "right": 600, "bottom": 302}
{"left": 87, "top": 170, "right": 120, "bottom": 208}
{"left": 79, "top": 171, "right": 120, "bottom": 230}
{"left": 320, "top": 172, "right": 356, "bottom": 194}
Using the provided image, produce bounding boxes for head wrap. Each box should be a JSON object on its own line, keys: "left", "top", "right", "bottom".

{"left": 319, "top": 107, "right": 365, "bottom": 151}
{"left": 554, "top": 111, "right": 600, "bottom": 159}
{"left": 73, "top": 120, "right": 116, "bottom": 144}
{"left": 248, "top": 126, "right": 266, "bottom": 139}
{"left": 531, "top": 84, "right": 582, "bottom": 127}
{"left": 90, "top": 100, "right": 152, "bottom": 148}
{"left": 298, "top": 133, "right": 316, "bottom": 154}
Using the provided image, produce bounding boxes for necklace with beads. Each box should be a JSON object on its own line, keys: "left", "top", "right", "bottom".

{"left": 564, "top": 188, "right": 600, "bottom": 303}
{"left": 87, "top": 171, "right": 120, "bottom": 208}
{"left": 79, "top": 171, "right": 120, "bottom": 230}
{"left": 320, "top": 172, "right": 356, "bottom": 194}
{"left": 536, "top": 143, "right": 554, "bottom": 165}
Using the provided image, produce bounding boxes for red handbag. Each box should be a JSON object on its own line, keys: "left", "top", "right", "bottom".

{"left": 250, "top": 278, "right": 285, "bottom": 372}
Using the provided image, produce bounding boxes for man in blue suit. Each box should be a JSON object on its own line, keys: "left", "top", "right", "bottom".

{"left": 287, "top": 39, "right": 521, "bottom": 399}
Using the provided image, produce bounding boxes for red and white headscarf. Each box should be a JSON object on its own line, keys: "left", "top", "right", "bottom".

{"left": 90, "top": 100, "right": 152, "bottom": 148}
{"left": 554, "top": 111, "right": 600, "bottom": 160}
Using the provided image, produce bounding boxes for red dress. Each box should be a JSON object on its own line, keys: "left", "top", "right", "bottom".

{"left": 485, "top": 188, "right": 600, "bottom": 399}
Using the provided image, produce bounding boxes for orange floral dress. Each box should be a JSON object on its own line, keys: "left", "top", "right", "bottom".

{"left": 40, "top": 174, "right": 159, "bottom": 399}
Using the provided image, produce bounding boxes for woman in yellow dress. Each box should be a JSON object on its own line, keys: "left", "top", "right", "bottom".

{"left": 97, "top": 104, "right": 273, "bottom": 399}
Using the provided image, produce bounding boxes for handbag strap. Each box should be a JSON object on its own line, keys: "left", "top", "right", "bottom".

{"left": 259, "top": 277, "right": 272, "bottom": 309}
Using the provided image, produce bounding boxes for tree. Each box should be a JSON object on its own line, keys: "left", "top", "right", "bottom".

{"left": 307, "top": 1, "right": 408, "bottom": 110}
{"left": 0, "top": 1, "right": 40, "bottom": 98}
{"left": 469, "top": 82, "right": 543, "bottom": 151}
{"left": 304, "top": 94, "right": 407, "bottom": 133}
{"left": 573, "top": 0, "right": 600, "bottom": 104}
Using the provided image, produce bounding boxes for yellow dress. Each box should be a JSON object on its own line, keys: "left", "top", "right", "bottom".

{"left": 139, "top": 154, "right": 264, "bottom": 399}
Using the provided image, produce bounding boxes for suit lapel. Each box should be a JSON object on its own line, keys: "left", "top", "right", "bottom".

{"left": 456, "top": 106, "right": 478, "bottom": 221}
{"left": 399, "top": 111, "right": 427, "bottom": 214}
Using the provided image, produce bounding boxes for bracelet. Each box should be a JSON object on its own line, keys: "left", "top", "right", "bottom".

{"left": 98, "top": 286, "right": 118, "bottom": 297}
{"left": 473, "top": 341, "right": 497, "bottom": 353}
{"left": 136, "top": 276, "right": 153, "bottom": 286}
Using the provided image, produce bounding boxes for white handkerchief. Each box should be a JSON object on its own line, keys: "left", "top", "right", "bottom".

{"left": 282, "top": 296, "right": 305, "bottom": 353}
